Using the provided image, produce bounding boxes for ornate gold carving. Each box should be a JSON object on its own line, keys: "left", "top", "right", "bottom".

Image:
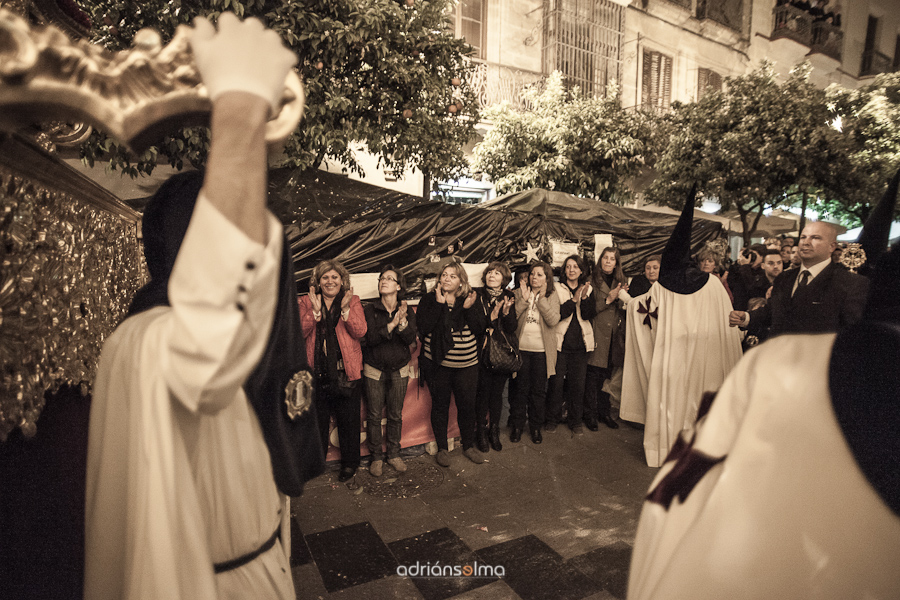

{"left": 284, "top": 370, "right": 313, "bottom": 420}
{"left": 840, "top": 242, "right": 867, "bottom": 273}
{"left": 0, "top": 8, "right": 305, "bottom": 153}
{"left": 0, "top": 144, "right": 143, "bottom": 441}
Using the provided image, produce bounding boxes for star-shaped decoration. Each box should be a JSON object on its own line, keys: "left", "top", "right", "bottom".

{"left": 637, "top": 296, "right": 658, "bottom": 329}
{"left": 523, "top": 241, "right": 540, "bottom": 263}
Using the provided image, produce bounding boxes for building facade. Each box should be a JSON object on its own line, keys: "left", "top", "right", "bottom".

{"left": 334, "top": 0, "right": 900, "bottom": 200}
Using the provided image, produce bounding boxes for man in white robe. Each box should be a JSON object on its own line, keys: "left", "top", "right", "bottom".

{"left": 620, "top": 188, "right": 742, "bottom": 467}
{"left": 85, "top": 14, "right": 299, "bottom": 600}
{"left": 620, "top": 278, "right": 741, "bottom": 467}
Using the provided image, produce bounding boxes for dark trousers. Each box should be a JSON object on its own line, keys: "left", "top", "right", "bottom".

{"left": 427, "top": 364, "right": 479, "bottom": 451}
{"left": 548, "top": 351, "right": 588, "bottom": 428}
{"left": 364, "top": 369, "right": 408, "bottom": 461}
{"left": 475, "top": 366, "right": 508, "bottom": 430}
{"left": 316, "top": 377, "right": 362, "bottom": 469}
{"left": 511, "top": 351, "right": 548, "bottom": 430}
{"left": 583, "top": 364, "right": 612, "bottom": 425}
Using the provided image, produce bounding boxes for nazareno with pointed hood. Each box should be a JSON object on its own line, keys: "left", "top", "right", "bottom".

{"left": 130, "top": 170, "right": 324, "bottom": 496}
{"left": 829, "top": 167, "right": 900, "bottom": 517}
{"left": 658, "top": 184, "right": 709, "bottom": 295}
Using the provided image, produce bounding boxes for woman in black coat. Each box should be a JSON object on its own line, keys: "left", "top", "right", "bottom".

{"left": 417, "top": 261, "right": 488, "bottom": 467}
{"left": 362, "top": 265, "right": 417, "bottom": 477}
{"left": 474, "top": 261, "right": 517, "bottom": 452}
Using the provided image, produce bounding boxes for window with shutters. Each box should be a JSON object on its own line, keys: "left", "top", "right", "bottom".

{"left": 642, "top": 50, "right": 672, "bottom": 111}
{"left": 542, "top": 0, "right": 625, "bottom": 97}
{"left": 697, "top": 67, "right": 722, "bottom": 99}
{"left": 456, "top": 0, "right": 486, "bottom": 60}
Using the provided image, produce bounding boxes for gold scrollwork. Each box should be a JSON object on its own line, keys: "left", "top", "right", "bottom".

{"left": 0, "top": 8, "right": 305, "bottom": 152}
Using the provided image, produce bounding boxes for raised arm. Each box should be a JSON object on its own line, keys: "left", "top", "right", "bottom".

{"left": 192, "top": 13, "right": 295, "bottom": 242}
{"left": 162, "top": 14, "right": 297, "bottom": 413}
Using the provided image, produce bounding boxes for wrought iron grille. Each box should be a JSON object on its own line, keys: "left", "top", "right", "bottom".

{"left": 541, "top": 0, "right": 625, "bottom": 97}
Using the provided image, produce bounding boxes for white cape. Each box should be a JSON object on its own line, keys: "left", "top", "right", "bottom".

{"left": 620, "top": 278, "right": 742, "bottom": 467}
{"left": 628, "top": 334, "right": 900, "bottom": 600}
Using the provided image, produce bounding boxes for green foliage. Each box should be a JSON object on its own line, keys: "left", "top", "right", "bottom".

{"left": 79, "top": 0, "right": 477, "bottom": 191}
{"left": 824, "top": 71, "right": 900, "bottom": 225}
{"left": 471, "top": 71, "right": 659, "bottom": 202}
{"left": 646, "top": 62, "right": 849, "bottom": 242}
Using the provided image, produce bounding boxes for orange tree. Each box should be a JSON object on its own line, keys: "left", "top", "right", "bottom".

{"left": 646, "top": 62, "right": 850, "bottom": 243}
{"left": 80, "top": 0, "right": 478, "bottom": 202}
{"left": 471, "top": 71, "right": 659, "bottom": 202}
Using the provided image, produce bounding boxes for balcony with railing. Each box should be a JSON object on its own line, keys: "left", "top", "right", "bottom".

{"left": 466, "top": 60, "right": 545, "bottom": 111}
{"left": 771, "top": 4, "right": 842, "bottom": 62}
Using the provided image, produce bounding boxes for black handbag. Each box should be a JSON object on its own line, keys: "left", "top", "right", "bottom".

{"left": 482, "top": 328, "right": 523, "bottom": 374}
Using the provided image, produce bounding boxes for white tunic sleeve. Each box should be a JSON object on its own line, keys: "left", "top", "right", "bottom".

{"left": 163, "top": 194, "right": 281, "bottom": 413}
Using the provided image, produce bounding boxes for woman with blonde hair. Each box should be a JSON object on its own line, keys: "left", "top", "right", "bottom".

{"left": 299, "top": 259, "right": 366, "bottom": 482}
{"left": 417, "top": 261, "right": 487, "bottom": 467}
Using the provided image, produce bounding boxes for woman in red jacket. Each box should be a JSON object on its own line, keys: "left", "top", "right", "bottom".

{"left": 299, "top": 260, "right": 367, "bottom": 482}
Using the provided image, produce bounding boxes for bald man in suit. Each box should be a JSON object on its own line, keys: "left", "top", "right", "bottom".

{"left": 729, "top": 222, "right": 868, "bottom": 337}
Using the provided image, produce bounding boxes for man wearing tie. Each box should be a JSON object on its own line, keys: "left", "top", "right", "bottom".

{"left": 729, "top": 221, "right": 868, "bottom": 337}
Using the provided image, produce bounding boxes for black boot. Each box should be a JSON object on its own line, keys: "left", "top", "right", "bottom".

{"left": 510, "top": 426, "right": 522, "bottom": 443}
{"left": 476, "top": 426, "right": 490, "bottom": 453}
{"left": 600, "top": 414, "right": 619, "bottom": 429}
{"left": 489, "top": 424, "right": 503, "bottom": 451}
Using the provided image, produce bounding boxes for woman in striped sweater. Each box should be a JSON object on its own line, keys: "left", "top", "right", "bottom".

{"left": 417, "top": 262, "right": 487, "bottom": 467}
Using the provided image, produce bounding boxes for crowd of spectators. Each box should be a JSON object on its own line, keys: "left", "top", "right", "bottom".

{"left": 300, "top": 219, "right": 867, "bottom": 474}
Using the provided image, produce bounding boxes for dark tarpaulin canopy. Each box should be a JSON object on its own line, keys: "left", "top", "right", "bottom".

{"left": 267, "top": 166, "right": 419, "bottom": 238}
{"left": 288, "top": 185, "right": 723, "bottom": 297}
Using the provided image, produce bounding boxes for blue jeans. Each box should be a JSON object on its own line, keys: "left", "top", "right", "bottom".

{"left": 364, "top": 368, "right": 408, "bottom": 461}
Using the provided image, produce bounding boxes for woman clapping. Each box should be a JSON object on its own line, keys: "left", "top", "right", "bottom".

{"left": 418, "top": 262, "right": 487, "bottom": 467}
{"left": 362, "top": 266, "right": 417, "bottom": 477}
{"left": 475, "top": 262, "right": 517, "bottom": 452}
{"left": 512, "top": 262, "right": 561, "bottom": 444}
{"left": 299, "top": 260, "right": 366, "bottom": 482}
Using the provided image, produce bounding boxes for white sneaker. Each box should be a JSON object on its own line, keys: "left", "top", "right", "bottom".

{"left": 369, "top": 459, "right": 383, "bottom": 477}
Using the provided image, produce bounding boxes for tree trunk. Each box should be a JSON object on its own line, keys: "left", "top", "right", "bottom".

{"left": 738, "top": 205, "right": 752, "bottom": 246}
{"left": 799, "top": 190, "right": 808, "bottom": 233}
{"left": 738, "top": 203, "right": 766, "bottom": 245}
{"left": 422, "top": 171, "right": 431, "bottom": 201}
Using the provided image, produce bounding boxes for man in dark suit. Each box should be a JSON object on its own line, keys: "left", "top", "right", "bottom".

{"left": 729, "top": 222, "right": 868, "bottom": 337}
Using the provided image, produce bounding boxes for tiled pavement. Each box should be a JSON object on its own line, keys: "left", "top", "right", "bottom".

{"left": 288, "top": 420, "right": 658, "bottom": 600}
